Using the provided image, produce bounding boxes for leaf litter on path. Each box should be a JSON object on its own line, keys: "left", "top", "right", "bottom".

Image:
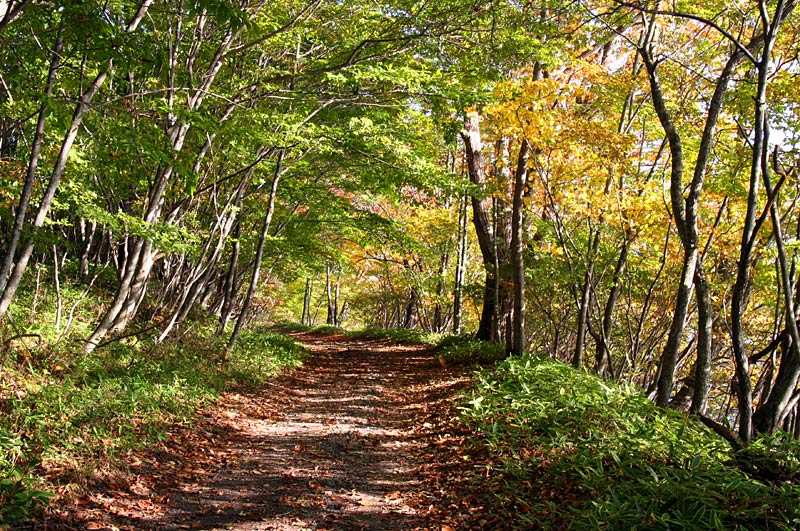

{"left": 31, "top": 332, "right": 497, "bottom": 531}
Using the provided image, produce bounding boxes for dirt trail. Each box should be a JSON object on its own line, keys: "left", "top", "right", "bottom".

{"left": 41, "top": 332, "right": 480, "bottom": 530}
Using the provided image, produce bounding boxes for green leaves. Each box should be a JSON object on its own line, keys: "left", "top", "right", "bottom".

{"left": 0, "top": 321, "right": 306, "bottom": 525}
{"left": 461, "top": 354, "right": 800, "bottom": 529}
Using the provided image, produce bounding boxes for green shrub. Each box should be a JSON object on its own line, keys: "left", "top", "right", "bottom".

{"left": 462, "top": 354, "right": 800, "bottom": 530}
{"left": 0, "top": 324, "right": 306, "bottom": 525}
{"left": 311, "top": 324, "right": 345, "bottom": 335}
{"left": 435, "top": 336, "right": 506, "bottom": 365}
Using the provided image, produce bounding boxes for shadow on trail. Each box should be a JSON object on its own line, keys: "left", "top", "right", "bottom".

{"left": 151, "top": 333, "right": 461, "bottom": 531}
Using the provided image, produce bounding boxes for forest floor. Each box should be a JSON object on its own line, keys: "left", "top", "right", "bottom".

{"left": 29, "top": 332, "right": 497, "bottom": 531}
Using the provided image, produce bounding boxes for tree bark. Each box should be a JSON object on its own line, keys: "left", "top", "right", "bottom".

{"left": 510, "top": 140, "right": 530, "bottom": 355}
{"left": 691, "top": 266, "right": 713, "bottom": 414}
{"left": 302, "top": 278, "right": 312, "bottom": 326}
{"left": 730, "top": 0, "right": 797, "bottom": 441}
{"left": 452, "top": 189, "right": 469, "bottom": 335}
{"left": 1, "top": 3, "right": 153, "bottom": 320}
{"left": 0, "top": 24, "right": 63, "bottom": 313}
{"left": 595, "top": 238, "right": 630, "bottom": 377}
{"left": 228, "top": 150, "right": 283, "bottom": 351}
{"left": 573, "top": 241, "right": 597, "bottom": 370}
{"left": 461, "top": 113, "right": 503, "bottom": 341}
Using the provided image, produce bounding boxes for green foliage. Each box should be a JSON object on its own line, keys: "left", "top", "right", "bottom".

{"left": 435, "top": 335, "right": 507, "bottom": 366}
{"left": 736, "top": 432, "right": 800, "bottom": 482}
{"left": 462, "top": 354, "right": 800, "bottom": 530}
{"left": 229, "top": 328, "right": 306, "bottom": 382}
{"left": 0, "top": 323, "right": 305, "bottom": 525}
{"left": 0, "top": 429, "right": 53, "bottom": 524}
{"left": 312, "top": 324, "right": 346, "bottom": 336}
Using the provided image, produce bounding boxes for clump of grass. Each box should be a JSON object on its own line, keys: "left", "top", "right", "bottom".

{"left": 462, "top": 354, "right": 800, "bottom": 530}
{"left": 270, "top": 321, "right": 313, "bottom": 333}
{"left": 310, "top": 324, "right": 344, "bottom": 335}
{"left": 434, "top": 335, "right": 507, "bottom": 366}
{"left": 0, "top": 321, "right": 306, "bottom": 525}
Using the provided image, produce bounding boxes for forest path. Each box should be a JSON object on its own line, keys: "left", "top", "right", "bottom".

{"left": 46, "top": 332, "right": 482, "bottom": 530}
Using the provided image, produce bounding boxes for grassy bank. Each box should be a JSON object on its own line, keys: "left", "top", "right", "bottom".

{"left": 461, "top": 354, "right": 800, "bottom": 530}
{"left": 0, "top": 323, "right": 306, "bottom": 525}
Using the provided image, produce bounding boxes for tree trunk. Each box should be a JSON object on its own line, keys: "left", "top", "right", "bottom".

{"left": 157, "top": 174, "right": 247, "bottom": 342}
{"left": 432, "top": 248, "right": 451, "bottom": 333}
{"left": 573, "top": 229, "right": 601, "bottom": 369}
{"left": 228, "top": 150, "right": 283, "bottom": 351}
{"left": 510, "top": 140, "right": 530, "bottom": 356}
{"left": 326, "top": 263, "right": 336, "bottom": 326}
{"left": 302, "top": 278, "right": 312, "bottom": 326}
{"left": 0, "top": 0, "right": 33, "bottom": 33}
{"left": 691, "top": 265, "right": 713, "bottom": 414}
{"left": 217, "top": 221, "right": 242, "bottom": 335}
{"left": 403, "top": 288, "right": 419, "bottom": 329}
{"left": 452, "top": 189, "right": 469, "bottom": 334}
{"left": 461, "top": 113, "right": 500, "bottom": 342}
{"left": 0, "top": 3, "right": 153, "bottom": 320}
{"left": 595, "top": 238, "right": 630, "bottom": 377}
{"left": 573, "top": 265, "right": 593, "bottom": 370}
{"left": 753, "top": 125, "right": 800, "bottom": 434}
{"left": 0, "top": 23, "right": 62, "bottom": 301}
{"left": 729, "top": 1, "right": 798, "bottom": 440}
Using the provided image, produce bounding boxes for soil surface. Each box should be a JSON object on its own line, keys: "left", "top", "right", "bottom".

{"left": 33, "top": 332, "right": 492, "bottom": 531}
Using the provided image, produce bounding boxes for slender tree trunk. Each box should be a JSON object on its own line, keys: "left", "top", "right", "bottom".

{"left": 52, "top": 244, "right": 62, "bottom": 332}
{"left": 573, "top": 266, "right": 593, "bottom": 370}
{"left": 0, "top": 0, "right": 33, "bottom": 33}
{"left": 217, "top": 189, "right": 247, "bottom": 335}
{"left": 338, "top": 300, "right": 349, "bottom": 327}
{"left": 403, "top": 288, "right": 419, "bottom": 329}
{"left": 218, "top": 229, "right": 241, "bottom": 335}
{"left": 655, "top": 248, "right": 697, "bottom": 406}
{"left": 326, "top": 263, "right": 335, "bottom": 326}
{"left": 78, "top": 219, "right": 97, "bottom": 279}
{"left": 0, "top": 24, "right": 62, "bottom": 295}
{"left": 302, "top": 278, "right": 312, "bottom": 326}
{"left": 691, "top": 265, "right": 713, "bottom": 414}
{"left": 452, "top": 189, "right": 469, "bottom": 335}
{"left": 510, "top": 140, "right": 530, "bottom": 356}
{"left": 157, "top": 175, "right": 246, "bottom": 342}
{"left": 433, "top": 248, "right": 451, "bottom": 333}
{"left": 333, "top": 270, "right": 341, "bottom": 327}
{"left": 690, "top": 197, "right": 728, "bottom": 413}
{"left": 83, "top": 238, "right": 146, "bottom": 352}
{"left": 596, "top": 238, "right": 630, "bottom": 377}
{"left": 1, "top": 4, "right": 152, "bottom": 319}
{"left": 573, "top": 231, "right": 600, "bottom": 369}
{"left": 228, "top": 150, "right": 283, "bottom": 351}
{"left": 87, "top": 7, "right": 249, "bottom": 350}
{"left": 753, "top": 123, "right": 800, "bottom": 434}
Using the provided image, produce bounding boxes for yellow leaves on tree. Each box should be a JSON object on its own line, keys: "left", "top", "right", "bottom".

{"left": 483, "top": 62, "right": 639, "bottom": 228}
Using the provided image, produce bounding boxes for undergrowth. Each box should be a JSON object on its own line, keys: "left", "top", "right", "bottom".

{"left": 435, "top": 335, "right": 507, "bottom": 365}
{"left": 462, "top": 354, "right": 800, "bottom": 530}
{"left": 0, "top": 319, "right": 306, "bottom": 525}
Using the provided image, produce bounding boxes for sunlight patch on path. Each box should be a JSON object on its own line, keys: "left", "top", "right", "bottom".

{"left": 159, "top": 334, "right": 445, "bottom": 531}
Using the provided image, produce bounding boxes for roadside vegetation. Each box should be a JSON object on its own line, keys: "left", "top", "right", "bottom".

{"left": 462, "top": 353, "right": 800, "bottom": 530}
{"left": 0, "top": 279, "right": 306, "bottom": 525}
{"left": 295, "top": 324, "right": 800, "bottom": 529}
